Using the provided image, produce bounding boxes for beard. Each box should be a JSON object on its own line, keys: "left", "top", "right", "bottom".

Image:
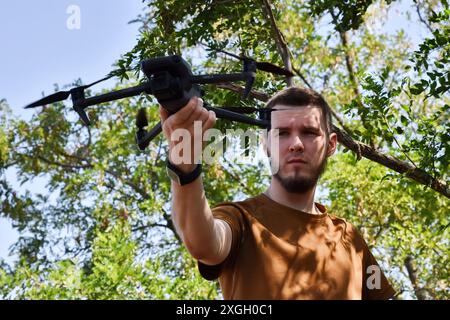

{"left": 273, "top": 154, "right": 328, "bottom": 193}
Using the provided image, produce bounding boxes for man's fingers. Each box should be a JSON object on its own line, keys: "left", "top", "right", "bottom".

{"left": 160, "top": 97, "right": 214, "bottom": 138}
{"left": 202, "top": 110, "right": 216, "bottom": 132}
{"left": 182, "top": 99, "right": 204, "bottom": 128}
{"left": 159, "top": 105, "right": 170, "bottom": 123}
{"left": 197, "top": 107, "right": 210, "bottom": 125}
{"left": 172, "top": 97, "right": 199, "bottom": 125}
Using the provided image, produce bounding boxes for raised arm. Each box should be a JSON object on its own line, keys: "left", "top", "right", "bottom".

{"left": 159, "top": 96, "right": 232, "bottom": 265}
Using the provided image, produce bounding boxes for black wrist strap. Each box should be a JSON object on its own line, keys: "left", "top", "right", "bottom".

{"left": 166, "top": 160, "right": 202, "bottom": 186}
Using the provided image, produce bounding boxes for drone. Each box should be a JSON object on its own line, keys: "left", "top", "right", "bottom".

{"left": 24, "top": 48, "right": 294, "bottom": 150}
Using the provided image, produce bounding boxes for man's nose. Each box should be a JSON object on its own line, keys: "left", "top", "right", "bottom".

{"left": 289, "top": 136, "right": 304, "bottom": 152}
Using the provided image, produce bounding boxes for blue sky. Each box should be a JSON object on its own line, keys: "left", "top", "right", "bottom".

{"left": 0, "top": 0, "right": 145, "bottom": 263}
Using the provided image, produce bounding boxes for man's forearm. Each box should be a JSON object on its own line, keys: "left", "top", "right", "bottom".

{"left": 171, "top": 176, "right": 217, "bottom": 260}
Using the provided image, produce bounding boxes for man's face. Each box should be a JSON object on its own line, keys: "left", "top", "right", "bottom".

{"left": 265, "top": 104, "right": 337, "bottom": 193}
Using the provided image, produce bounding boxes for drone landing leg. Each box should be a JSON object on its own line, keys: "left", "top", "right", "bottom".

{"left": 136, "top": 122, "right": 162, "bottom": 151}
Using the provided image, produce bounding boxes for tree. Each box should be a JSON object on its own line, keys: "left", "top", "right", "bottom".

{"left": 1, "top": 0, "right": 448, "bottom": 299}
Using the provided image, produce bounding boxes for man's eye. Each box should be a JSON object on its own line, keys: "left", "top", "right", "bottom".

{"left": 279, "top": 131, "right": 289, "bottom": 136}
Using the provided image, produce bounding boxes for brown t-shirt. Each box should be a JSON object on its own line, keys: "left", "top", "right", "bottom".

{"left": 198, "top": 194, "right": 395, "bottom": 300}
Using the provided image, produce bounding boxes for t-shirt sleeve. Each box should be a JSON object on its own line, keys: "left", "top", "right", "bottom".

{"left": 361, "top": 241, "right": 396, "bottom": 300}
{"left": 197, "top": 203, "right": 245, "bottom": 281}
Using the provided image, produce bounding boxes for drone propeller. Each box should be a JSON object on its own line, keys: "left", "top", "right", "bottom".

{"left": 24, "top": 90, "right": 72, "bottom": 109}
{"left": 24, "top": 75, "right": 113, "bottom": 109}
{"left": 202, "top": 43, "right": 294, "bottom": 77}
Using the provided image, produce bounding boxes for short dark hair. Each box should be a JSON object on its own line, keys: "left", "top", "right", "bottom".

{"left": 265, "top": 87, "right": 333, "bottom": 135}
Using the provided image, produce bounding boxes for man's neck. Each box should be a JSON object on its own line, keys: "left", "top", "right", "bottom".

{"left": 265, "top": 179, "right": 320, "bottom": 215}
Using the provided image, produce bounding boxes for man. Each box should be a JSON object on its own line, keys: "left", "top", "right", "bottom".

{"left": 159, "top": 87, "right": 395, "bottom": 299}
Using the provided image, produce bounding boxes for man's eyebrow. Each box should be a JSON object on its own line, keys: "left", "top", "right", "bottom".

{"left": 272, "top": 126, "right": 291, "bottom": 131}
{"left": 273, "top": 126, "right": 321, "bottom": 131}
{"left": 302, "top": 126, "right": 321, "bottom": 132}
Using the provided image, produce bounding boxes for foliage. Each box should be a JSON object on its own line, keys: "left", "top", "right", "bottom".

{"left": 320, "top": 152, "right": 449, "bottom": 299}
{"left": 0, "top": 216, "right": 218, "bottom": 299}
{"left": 1, "top": 0, "right": 449, "bottom": 299}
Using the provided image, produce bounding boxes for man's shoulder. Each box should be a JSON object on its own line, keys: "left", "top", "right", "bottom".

{"left": 333, "top": 220, "right": 373, "bottom": 259}
{"left": 325, "top": 213, "right": 366, "bottom": 242}
{"left": 212, "top": 194, "right": 263, "bottom": 215}
{"left": 326, "top": 212, "right": 351, "bottom": 227}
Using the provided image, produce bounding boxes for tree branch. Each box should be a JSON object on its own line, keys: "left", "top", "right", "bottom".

{"left": 217, "top": 83, "right": 450, "bottom": 199}
{"left": 34, "top": 155, "right": 88, "bottom": 171}
{"left": 404, "top": 256, "right": 427, "bottom": 300}
{"left": 414, "top": 0, "right": 434, "bottom": 34}
{"left": 261, "top": 0, "right": 294, "bottom": 86}
{"left": 1, "top": 161, "right": 20, "bottom": 170}
{"left": 329, "top": 10, "right": 378, "bottom": 149}
{"left": 161, "top": 207, "right": 182, "bottom": 244}
{"left": 260, "top": 0, "right": 320, "bottom": 90}
{"left": 132, "top": 222, "right": 173, "bottom": 233}
{"left": 334, "top": 127, "right": 449, "bottom": 198}
{"left": 339, "top": 28, "right": 361, "bottom": 100}
{"left": 26, "top": 153, "right": 153, "bottom": 201}
{"left": 222, "top": 157, "right": 256, "bottom": 195}
{"left": 330, "top": 10, "right": 422, "bottom": 169}
{"left": 103, "top": 168, "right": 150, "bottom": 200}
{"left": 216, "top": 83, "right": 270, "bottom": 101}
{"left": 327, "top": 100, "right": 355, "bottom": 137}
{"left": 291, "top": 65, "right": 313, "bottom": 90}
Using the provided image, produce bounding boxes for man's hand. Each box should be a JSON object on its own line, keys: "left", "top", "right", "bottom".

{"left": 159, "top": 97, "right": 216, "bottom": 173}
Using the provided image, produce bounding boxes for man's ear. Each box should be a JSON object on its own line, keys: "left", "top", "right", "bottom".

{"left": 326, "top": 132, "right": 337, "bottom": 157}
